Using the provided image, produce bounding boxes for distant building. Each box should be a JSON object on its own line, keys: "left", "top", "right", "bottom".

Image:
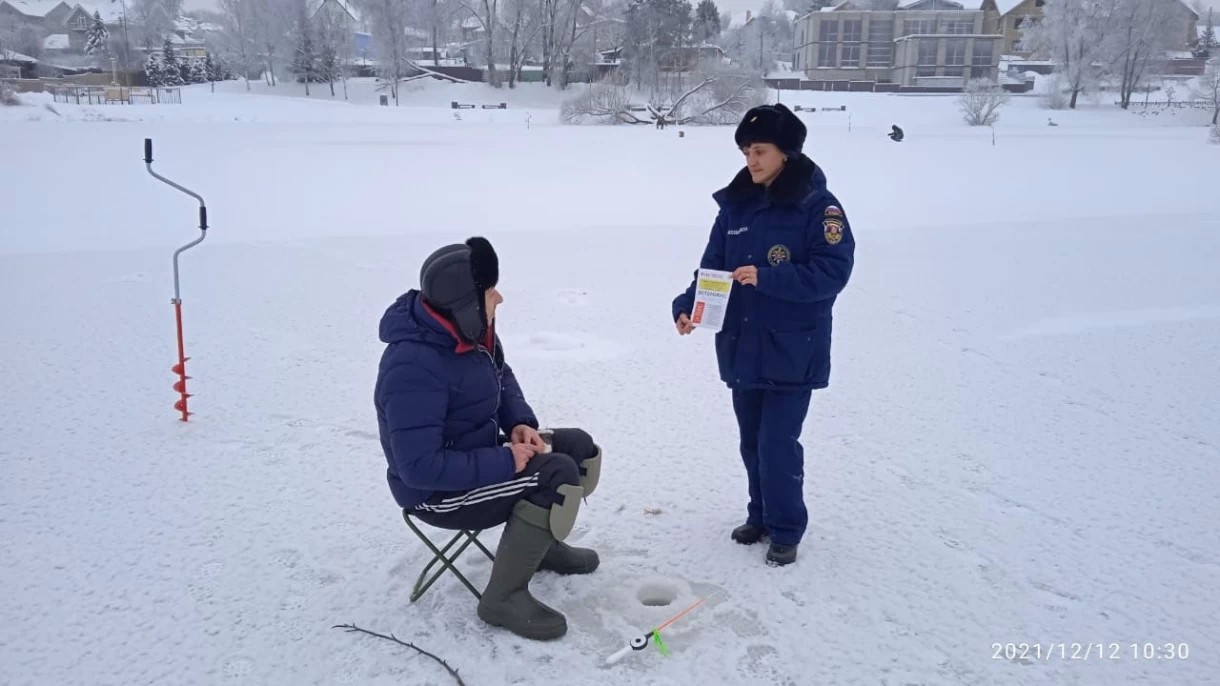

{"left": 0, "top": 0, "right": 112, "bottom": 53}
{"left": 793, "top": 1, "right": 1002, "bottom": 90}
{"left": 792, "top": 0, "right": 1200, "bottom": 91}
{"left": 310, "top": 0, "right": 357, "bottom": 26}
{"left": 1169, "top": 0, "right": 1201, "bottom": 52}
{"left": 980, "top": 0, "right": 1045, "bottom": 57}
{"left": 980, "top": 0, "right": 1199, "bottom": 57}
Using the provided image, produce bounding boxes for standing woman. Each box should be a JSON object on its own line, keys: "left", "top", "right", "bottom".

{"left": 671, "top": 103, "right": 855, "bottom": 566}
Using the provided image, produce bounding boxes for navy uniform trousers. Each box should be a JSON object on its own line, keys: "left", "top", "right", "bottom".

{"left": 732, "top": 389, "right": 813, "bottom": 547}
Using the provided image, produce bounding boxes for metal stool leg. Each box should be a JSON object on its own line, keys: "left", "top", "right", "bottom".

{"left": 404, "top": 512, "right": 492, "bottom": 602}
{"left": 468, "top": 530, "right": 496, "bottom": 562}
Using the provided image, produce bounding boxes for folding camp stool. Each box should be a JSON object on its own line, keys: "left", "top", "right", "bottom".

{"left": 402, "top": 509, "right": 496, "bottom": 602}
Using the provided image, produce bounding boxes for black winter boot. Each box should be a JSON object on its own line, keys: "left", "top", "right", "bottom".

{"left": 766, "top": 543, "right": 798, "bottom": 566}
{"left": 476, "top": 501, "right": 567, "bottom": 640}
{"left": 731, "top": 523, "right": 767, "bottom": 545}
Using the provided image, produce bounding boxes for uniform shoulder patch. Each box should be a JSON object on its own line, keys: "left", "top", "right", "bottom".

{"left": 824, "top": 205, "right": 843, "bottom": 218}
{"left": 823, "top": 218, "right": 844, "bottom": 245}
{"left": 767, "top": 244, "right": 791, "bottom": 265}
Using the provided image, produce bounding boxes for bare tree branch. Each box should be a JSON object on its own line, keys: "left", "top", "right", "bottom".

{"left": 457, "top": 0, "right": 489, "bottom": 32}
{"left": 562, "top": 63, "right": 763, "bottom": 126}
{"left": 670, "top": 66, "right": 766, "bottom": 125}
{"left": 406, "top": 60, "right": 473, "bottom": 83}
{"left": 332, "top": 623, "right": 466, "bottom": 686}
{"left": 666, "top": 76, "right": 715, "bottom": 121}
{"left": 674, "top": 85, "right": 753, "bottom": 124}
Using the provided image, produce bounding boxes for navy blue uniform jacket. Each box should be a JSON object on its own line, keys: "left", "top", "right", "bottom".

{"left": 673, "top": 155, "right": 855, "bottom": 391}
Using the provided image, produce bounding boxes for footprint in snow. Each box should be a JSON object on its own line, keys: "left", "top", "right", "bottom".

{"left": 272, "top": 548, "right": 302, "bottom": 569}
{"left": 220, "top": 655, "right": 255, "bottom": 682}
{"left": 737, "top": 645, "right": 799, "bottom": 685}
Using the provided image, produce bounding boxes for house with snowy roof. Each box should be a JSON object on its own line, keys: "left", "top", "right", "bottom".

{"left": 311, "top": 0, "right": 358, "bottom": 25}
{"left": 0, "top": 0, "right": 120, "bottom": 53}
{"left": 1165, "top": 0, "right": 1200, "bottom": 52}
{"left": 975, "top": 0, "right": 1042, "bottom": 56}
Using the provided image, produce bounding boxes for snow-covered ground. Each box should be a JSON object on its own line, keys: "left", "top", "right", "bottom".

{"left": 1, "top": 80, "right": 1218, "bottom": 686}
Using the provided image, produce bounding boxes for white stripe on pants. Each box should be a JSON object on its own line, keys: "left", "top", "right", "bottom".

{"left": 413, "top": 475, "right": 541, "bottom": 514}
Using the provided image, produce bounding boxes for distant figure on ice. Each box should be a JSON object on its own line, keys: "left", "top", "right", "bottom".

{"left": 1047, "top": 117, "right": 1058, "bottom": 127}
{"left": 888, "top": 124, "right": 904, "bottom": 142}
{"left": 374, "top": 237, "right": 603, "bottom": 641}
{"left": 671, "top": 103, "right": 855, "bottom": 567}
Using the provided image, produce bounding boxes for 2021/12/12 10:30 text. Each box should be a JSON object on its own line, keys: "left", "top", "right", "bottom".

{"left": 992, "top": 642, "right": 1190, "bottom": 661}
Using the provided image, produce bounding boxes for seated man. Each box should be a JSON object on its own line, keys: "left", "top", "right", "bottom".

{"left": 374, "top": 236, "right": 602, "bottom": 641}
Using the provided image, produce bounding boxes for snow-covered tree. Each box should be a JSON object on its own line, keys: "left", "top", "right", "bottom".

{"left": 720, "top": 0, "right": 793, "bottom": 76}
{"left": 1108, "top": 0, "right": 1179, "bottom": 110}
{"left": 0, "top": 79, "right": 19, "bottom": 106}
{"left": 624, "top": 0, "right": 695, "bottom": 95}
{"left": 424, "top": 0, "right": 460, "bottom": 68}
{"left": 350, "top": 0, "right": 412, "bottom": 103}
{"left": 464, "top": 0, "right": 503, "bottom": 87}
{"left": 251, "top": 0, "right": 293, "bottom": 85}
{"left": 759, "top": 1, "right": 795, "bottom": 64}
{"left": 84, "top": 11, "right": 109, "bottom": 59}
{"left": 144, "top": 52, "right": 165, "bottom": 86}
{"left": 2, "top": 17, "right": 47, "bottom": 60}
{"left": 1023, "top": 0, "right": 1118, "bottom": 109}
{"left": 561, "top": 74, "right": 632, "bottom": 123}
{"left": 1195, "top": 57, "right": 1220, "bottom": 126}
{"left": 561, "top": 60, "right": 762, "bottom": 125}
{"left": 207, "top": 53, "right": 236, "bottom": 82}
{"left": 218, "top": 0, "right": 256, "bottom": 89}
{"left": 668, "top": 59, "right": 767, "bottom": 124}
{"left": 1026, "top": 0, "right": 1194, "bottom": 111}
{"left": 314, "top": 5, "right": 345, "bottom": 97}
{"left": 958, "top": 77, "right": 1010, "bottom": 125}
{"left": 1041, "top": 72, "right": 1070, "bottom": 109}
{"left": 160, "top": 37, "right": 185, "bottom": 85}
{"left": 318, "top": 41, "right": 339, "bottom": 93}
{"left": 784, "top": 0, "right": 832, "bottom": 12}
{"left": 203, "top": 52, "right": 219, "bottom": 90}
{"left": 288, "top": 0, "right": 317, "bottom": 94}
{"left": 1196, "top": 8, "right": 1217, "bottom": 60}
{"left": 540, "top": 0, "right": 601, "bottom": 89}
{"left": 504, "top": 0, "right": 544, "bottom": 88}
{"left": 134, "top": 0, "right": 183, "bottom": 49}
{"left": 694, "top": 0, "right": 720, "bottom": 41}
{"left": 189, "top": 57, "right": 207, "bottom": 83}
{"left": 1, "top": 18, "right": 22, "bottom": 63}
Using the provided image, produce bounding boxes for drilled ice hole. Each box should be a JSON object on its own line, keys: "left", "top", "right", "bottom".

{"left": 636, "top": 582, "right": 678, "bottom": 608}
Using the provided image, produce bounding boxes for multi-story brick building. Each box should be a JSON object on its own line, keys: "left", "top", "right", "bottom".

{"left": 793, "top": 0, "right": 1002, "bottom": 89}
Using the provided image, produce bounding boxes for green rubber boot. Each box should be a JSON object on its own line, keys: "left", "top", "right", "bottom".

{"left": 476, "top": 501, "right": 567, "bottom": 640}
{"left": 539, "top": 540, "right": 600, "bottom": 575}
